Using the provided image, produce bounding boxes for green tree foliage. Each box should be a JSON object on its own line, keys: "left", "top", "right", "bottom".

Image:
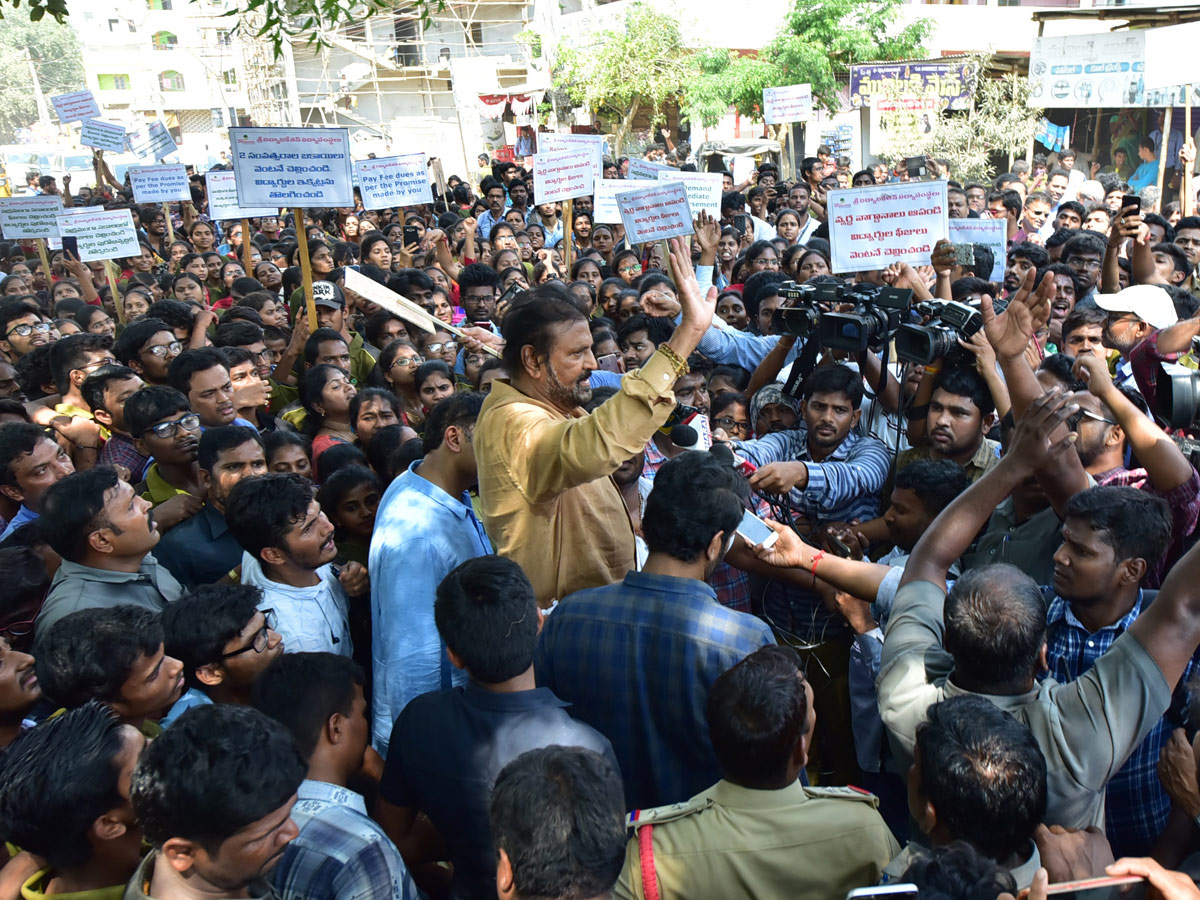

{"left": 551, "top": 3, "right": 697, "bottom": 156}
{"left": 0, "top": 14, "right": 83, "bottom": 142}
{"left": 682, "top": 0, "right": 932, "bottom": 127}
{"left": 875, "top": 58, "right": 1040, "bottom": 183}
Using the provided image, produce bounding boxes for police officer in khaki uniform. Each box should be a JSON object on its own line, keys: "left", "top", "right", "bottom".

{"left": 614, "top": 645, "right": 899, "bottom": 900}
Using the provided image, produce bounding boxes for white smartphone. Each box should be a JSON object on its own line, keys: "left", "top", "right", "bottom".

{"left": 735, "top": 509, "right": 778, "bottom": 549}
{"left": 847, "top": 886, "right": 918, "bottom": 899}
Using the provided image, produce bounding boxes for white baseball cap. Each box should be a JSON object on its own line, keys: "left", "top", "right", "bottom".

{"left": 1093, "top": 284, "right": 1178, "bottom": 330}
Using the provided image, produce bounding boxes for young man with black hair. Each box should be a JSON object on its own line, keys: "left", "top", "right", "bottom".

{"left": 476, "top": 240, "right": 716, "bottom": 609}
{"left": 616, "top": 313, "right": 673, "bottom": 375}
{"left": 377, "top": 555, "right": 614, "bottom": 899}
{"left": 536, "top": 451, "right": 774, "bottom": 810}
{"left": 84, "top": 366, "right": 147, "bottom": 476}
{"left": 36, "top": 467, "right": 182, "bottom": 635}
{"left": 1004, "top": 243, "right": 1050, "bottom": 296}
{"left": 0, "top": 300, "right": 52, "bottom": 362}
{"left": 112, "top": 319, "right": 181, "bottom": 387}
{"left": 252, "top": 653, "right": 418, "bottom": 900}
{"left": 214, "top": 321, "right": 275, "bottom": 382}
{"left": 167, "top": 348, "right": 240, "bottom": 429}
{"left": 162, "top": 584, "right": 282, "bottom": 725}
{"left": 48, "top": 333, "right": 116, "bottom": 453}
{"left": 309, "top": 282, "right": 376, "bottom": 385}
{"left": 0, "top": 421, "right": 75, "bottom": 540}
{"left": 986, "top": 189, "right": 1023, "bottom": 243}
{"left": 0, "top": 632, "right": 41, "bottom": 748}
{"left": 35, "top": 605, "right": 184, "bottom": 729}
{"left": 155, "top": 426, "right": 267, "bottom": 589}
{"left": 1051, "top": 199, "right": 1086, "bottom": 232}
{"left": 881, "top": 695, "right": 1047, "bottom": 889}
{"left": 369, "top": 392, "right": 490, "bottom": 755}
{"left": 127, "top": 704, "right": 307, "bottom": 900}
{"left": 226, "top": 473, "right": 360, "bottom": 656}
{"left": 456, "top": 263, "right": 500, "bottom": 325}
{"left": 488, "top": 747, "right": 627, "bottom": 900}
{"left": 896, "top": 366, "right": 1001, "bottom": 481}
{"left": 1061, "top": 306, "right": 1107, "bottom": 358}
{"left": 124, "top": 387, "right": 204, "bottom": 530}
{"left": 0, "top": 701, "right": 147, "bottom": 900}
{"left": 1061, "top": 231, "right": 1107, "bottom": 302}
{"left": 616, "top": 645, "right": 898, "bottom": 900}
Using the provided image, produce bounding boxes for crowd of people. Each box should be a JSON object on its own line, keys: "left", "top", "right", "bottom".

{"left": 2, "top": 131, "right": 1200, "bottom": 900}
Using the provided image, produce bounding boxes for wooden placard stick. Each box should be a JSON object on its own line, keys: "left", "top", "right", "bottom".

{"left": 1157, "top": 105, "right": 1174, "bottom": 204}
{"left": 293, "top": 207, "right": 318, "bottom": 334}
{"left": 35, "top": 239, "right": 52, "bottom": 292}
{"left": 563, "top": 198, "right": 573, "bottom": 274}
{"left": 241, "top": 217, "right": 253, "bottom": 274}
{"left": 162, "top": 202, "right": 175, "bottom": 243}
{"left": 104, "top": 260, "right": 125, "bottom": 324}
{"left": 1185, "top": 87, "right": 1194, "bottom": 217}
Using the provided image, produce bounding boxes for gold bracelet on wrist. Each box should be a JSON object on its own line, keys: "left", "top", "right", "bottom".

{"left": 657, "top": 344, "right": 690, "bottom": 379}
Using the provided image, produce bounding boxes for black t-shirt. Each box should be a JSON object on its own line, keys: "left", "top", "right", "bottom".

{"left": 380, "top": 683, "right": 619, "bottom": 900}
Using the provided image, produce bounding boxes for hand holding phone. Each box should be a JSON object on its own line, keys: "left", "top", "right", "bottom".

{"left": 735, "top": 509, "right": 779, "bottom": 549}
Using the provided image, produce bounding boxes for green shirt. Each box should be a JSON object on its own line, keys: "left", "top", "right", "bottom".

{"left": 878, "top": 579, "right": 1171, "bottom": 830}
{"left": 23, "top": 869, "right": 124, "bottom": 900}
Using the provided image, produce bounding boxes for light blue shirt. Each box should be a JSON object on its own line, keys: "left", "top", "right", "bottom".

{"left": 696, "top": 326, "right": 804, "bottom": 372}
{"left": 239, "top": 552, "right": 352, "bottom": 657}
{"left": 275, "top": 779, "right": 417, "bottom": 900}
{"left": 161, "top": 687, "right": 213, "bottom": 728}
{"left": 0, "top": 504, "right": 37, "bottom": 541}
{"left": 368, "top": 460, "right": 493, "bottom": 756}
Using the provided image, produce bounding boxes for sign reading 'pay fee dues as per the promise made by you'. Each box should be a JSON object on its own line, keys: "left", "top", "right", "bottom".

{"left": 229, "top": 127, "right": 354, "bottom": 208}
{"left": 828, "top": 180, "right": 948, "bottom": 273}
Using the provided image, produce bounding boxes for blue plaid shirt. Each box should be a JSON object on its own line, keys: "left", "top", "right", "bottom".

{"left": 1044, "top": 590, "right": 1197, "bottom": 857}
{"left": 274, "top": 779, "right": 418, "bottom": 900}
{"left": 534, "top": 571, "right": 775, "bottom": 810}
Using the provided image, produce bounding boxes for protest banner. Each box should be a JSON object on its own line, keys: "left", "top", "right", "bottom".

{"left": 537, "top": 133, "right": 605, "bottom": 179}
{"left": 204, "top": 170, "right": 278, "bottom": 221}
{"left": 947, "top": 217, "right": 1006, "bottom": 281}
{"left": 0, "top": 197, "right": 63, "bottom": 240}
{"left": 628, "top": 158, "right": 672, "bottom": 181}
{"left": 616, "top": 181, "right": 695, "bottom": 244}
{"left": 1028, "top": 30, "right": 1147, "bottom": 107}
{"left": 849, "top": 62, "right": 974, "bottom": 111}
{"left": 827, "top": 181, "right": 947, "bottom": 273}
{"left": 762, "top": 84, "right": 813, "bottom": 124}
{"left": 80, "top": 119, "right": 127, "bottom": 154}
{"left": 50, "top": 90, "right": 100, "bottom": 123}
{"left": 593, "top": 177, "right": 649, "bottom": 224}
{"left": 229, "top": 127, "right": 354, "bottom": 208}
{"left": 533, "top": 149, "right": 596, "bottom": 205}
{"left": 128, "top": 120, "right": 178, "bottom": 161}
{"left": 655, "top": 170, "right": 722, "bottom": 218}
{"left": 128, "top": 165, "right": 190, "bottom": 203}
{"left": 55, "top": 208, "right": 140, "bottom": 263}
{"left": 356, "top": 154, "right": 433, "bottom": 209}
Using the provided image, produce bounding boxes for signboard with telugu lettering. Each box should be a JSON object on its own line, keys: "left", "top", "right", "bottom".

{"left": 356, "top": 154, "right": 433, "bottom": 209}
{"left": 128, "top": 120, "right": 178, "bottom": 161}
{"left": 80, "top": 119, "right": 127, "bottom": 154}
{"left": 762, "top": 84, "right": 813, "bottom": 124}
{"left": 827, "top": 181, "right": 947, "bottom": 274}
{"left": 849, "top": 62, "right": 974, "bottom": 111}
{"left": 533, "top": 149, "right": 596, "bottom": 204}
{"left": 628, "top": 158, "right": 672, "bottom": 180}
{"left": 230, "top": 127, "right": 354, "bottom": 208}
{"left": 205, "top": 170, "right": 278, "bottom": 221}
{"left": 616, "top": 181, "right": 695, "bottom": 244}
{"left": 655, "top": 170, "right": 721, "bottom": 218}
{"left": 593, "top": 177, "right": 649, "bottom": 224}
{"left": 50, "top": 90, "right": 100, "bottom": 123}
{"left": 947, "top": 217, "right": 1006, "bottom": 281}
{"left": 54, "top": 208, "right": 140, "bottom": 262}
{"left": 537, "top": 133, "right": 605, "bottom": 180}
{"left": 0, "top": 196, "right": 63, "bottom": 239}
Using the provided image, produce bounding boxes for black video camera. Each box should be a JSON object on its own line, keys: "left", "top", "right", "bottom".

{"left": 894, "top": 300, "right": 983, "bottom": 366}
{"left": 817, "top": 284, "right": 913, "bottom": 354}
{"left": 770, "top": 280, "right": 830, "bottom": 338}
{"left": 1156, "top": 362, "right": 1200, "bottom": 431}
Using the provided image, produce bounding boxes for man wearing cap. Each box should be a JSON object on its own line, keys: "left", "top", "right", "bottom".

{"left": 1094, "top": 283, "right": 1179, "bottom": 392}
{"left": 310, "top": 281, "right": 377, "bottom": 386}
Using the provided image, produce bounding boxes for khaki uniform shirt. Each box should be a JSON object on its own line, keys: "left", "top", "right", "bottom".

{"left": 475, "top": 350, "right": 679, "bottom": 607}
{"left": 614, "top": 779, "right": 899, "bottom": 900}
{"left": 124, "top": 851, "right": 279, "bottom": 900}
{"left": 878, "top": 579, "right": 1171, "bottom": 830}
{"left": 895, "top": 436, "right": 1002, "bottom": 484}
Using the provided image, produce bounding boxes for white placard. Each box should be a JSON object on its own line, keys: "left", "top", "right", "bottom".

{"left": 46, "top": 205, "right": 89, "bottom": 250}
{"left": 616, "top": 181, "right": 695, "bottom": 244}
{"left": 533, "top": 149, "right": 596, "bottom": 204}
{"left": 628, "top": 158, "right": 672, "bottom": 180}
{"left": 229, "top": 127, "right": 354, "bottom": 208}
{"left": 947, "top": 217, "right": 1006, "bottom": 281}
{"left": 593, "top": 177, "right": 650, "bottom": 224}
{"left": 732, "top": 156, "right": 756, "bottom": 185}
{"left": 0, "top": 196, "right": 64, "bottom": 239}
{"left": 128, "top": 165, "right": 190, "bottom": 203}
{"left": 51, "top": 90, "right": 100, "bottom": 123}
{"left": 655, "top": 170, "right": 722, "bottom": 218}
{"left": 205, "top": 170, "right": 278, "bottom": 221}
{"left": 80, "top": 119, "right": 127, "bottom": 154}
{"left": 356, "top": 154, "right": 433, "bottom": 209}
{"left": 128, "top": 120, "right": 178, "bottom": 161}
{"left": 1144, "top": 23, "right": 1200, "bottom": 91}
{"left": 1028, "top": 31, "right": 1145, "bottom": 108}
{"left": 537, "top": 133, "right": 605, "bottom": 179}
{"left": 827, "top": 181, "right": 947, "bottom": 274}
{"left": 55, "top": 208, "right": 140, "bottom": 262}
{"left": 762, "top": 84, "right": 813, "bottom": 124}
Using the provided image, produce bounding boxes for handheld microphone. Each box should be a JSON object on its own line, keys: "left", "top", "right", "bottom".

{"left": 670, "top": 424, "right": 704, "bottom": 451}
